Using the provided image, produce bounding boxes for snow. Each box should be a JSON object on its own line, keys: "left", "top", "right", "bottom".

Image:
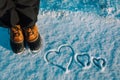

{"left": 0, "top": 0, "right": 120, "bottom": 80}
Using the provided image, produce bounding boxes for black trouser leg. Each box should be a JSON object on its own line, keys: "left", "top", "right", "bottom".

{"left": 0, "top": 0, "right": 40, "bottom": 28}
{"left": 0, "top": 0, "right": 19, "bottom": 28}
{"left": 15, "top": 0, "right": 40, "bottom": 28}
{"left": 0, "top": 9, "right": 19, "bottom": 28}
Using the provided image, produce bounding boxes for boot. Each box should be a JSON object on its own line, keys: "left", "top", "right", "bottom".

{"left": 10, "top": 25, "right": 25, "bottom": 54}
{"left": 23, "top": 25, "right": 42, "bottom": 53}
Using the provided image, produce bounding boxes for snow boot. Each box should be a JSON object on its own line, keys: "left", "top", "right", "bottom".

{"left": 10, "top": 25, "right": 25, "bottom": 54}
{"left": 23, "top": 25, "right": 42, "bottom": 53}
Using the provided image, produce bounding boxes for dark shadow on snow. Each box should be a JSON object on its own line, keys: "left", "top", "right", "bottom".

{"left": 0, "top": 27, "right": 11, "bottom": 50}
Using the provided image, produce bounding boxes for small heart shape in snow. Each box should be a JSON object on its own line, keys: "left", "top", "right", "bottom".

{"left": 44, "top": 44, "right": 75, "bottom": 72}
{"left": 93, "top": 58, "right": 106, "bottom": 69}
{"left": 75, "top": 54, "right": 91, "bottom": 67}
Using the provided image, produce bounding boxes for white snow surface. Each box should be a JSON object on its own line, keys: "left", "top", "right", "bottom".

{"left": 0, "top": 10, "right": 120, "bottom": 80}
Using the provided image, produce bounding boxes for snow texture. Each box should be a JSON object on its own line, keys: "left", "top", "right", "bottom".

{"left": 0, "top": 0, "right": 120, "bottom": 80}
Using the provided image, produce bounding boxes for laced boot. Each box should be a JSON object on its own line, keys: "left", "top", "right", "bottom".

{"left": 23, "top": 25, "right": 42, "bottom": 53}
{"left": 10, "top": 25, "right": 24, "bottom": 54}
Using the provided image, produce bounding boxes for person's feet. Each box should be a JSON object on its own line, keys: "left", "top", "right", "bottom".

{"left": 10, "top": 25, "right": 42, "bottom": 54}
{"left": 10, "top": 25, "right": 25, "bottom": 54}
{"left": 23, "top": 25, "right": 42, "bottom": 53}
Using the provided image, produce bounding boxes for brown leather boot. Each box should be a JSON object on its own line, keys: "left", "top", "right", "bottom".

{"left": 23, "top": 25, "right": 42, "bottom": 53}
{"left": 10, "top": 25, "right": 25, "bottom": 54}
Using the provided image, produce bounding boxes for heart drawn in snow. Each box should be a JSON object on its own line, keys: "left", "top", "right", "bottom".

{"left": 75, "top": 54, "right": 91, "bottom": 67}
{"left": 44, "top": 44, "right": 75, "bottom": 72}
{"left": 93, "top": 58, "right": 106, "bottom": 69}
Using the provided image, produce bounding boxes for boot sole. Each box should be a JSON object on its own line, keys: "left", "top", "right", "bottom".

{"left": 10, "top": 40, "right": 25, "bottom": 54}
{"left": 27, "top": 34, "right": 42, "bottom": 53}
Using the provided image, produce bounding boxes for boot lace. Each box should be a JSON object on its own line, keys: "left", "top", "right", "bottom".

{"left": 11, "top": 26, "right": 21, "bottom": 37}
{"left": 26, "top": 27, "right": 34, "bottom": 36}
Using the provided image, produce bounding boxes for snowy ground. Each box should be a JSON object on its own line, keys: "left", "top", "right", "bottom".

{"left": 0, "top": 0, "right": 120, "bottom": 80}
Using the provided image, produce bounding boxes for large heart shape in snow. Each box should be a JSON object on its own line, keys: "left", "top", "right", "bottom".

{"left": 75, "top": 54, "right": 91, "bottom": 67}
{"left": 44, "top": 44, "right": 75, "bottom": 71}
{"left": 93, "top": 58, "right": 106, "bottom": 69}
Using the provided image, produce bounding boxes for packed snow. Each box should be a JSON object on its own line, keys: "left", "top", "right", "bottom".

{"left": 0, "top": 0, "right": 120, "bottom": 80}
